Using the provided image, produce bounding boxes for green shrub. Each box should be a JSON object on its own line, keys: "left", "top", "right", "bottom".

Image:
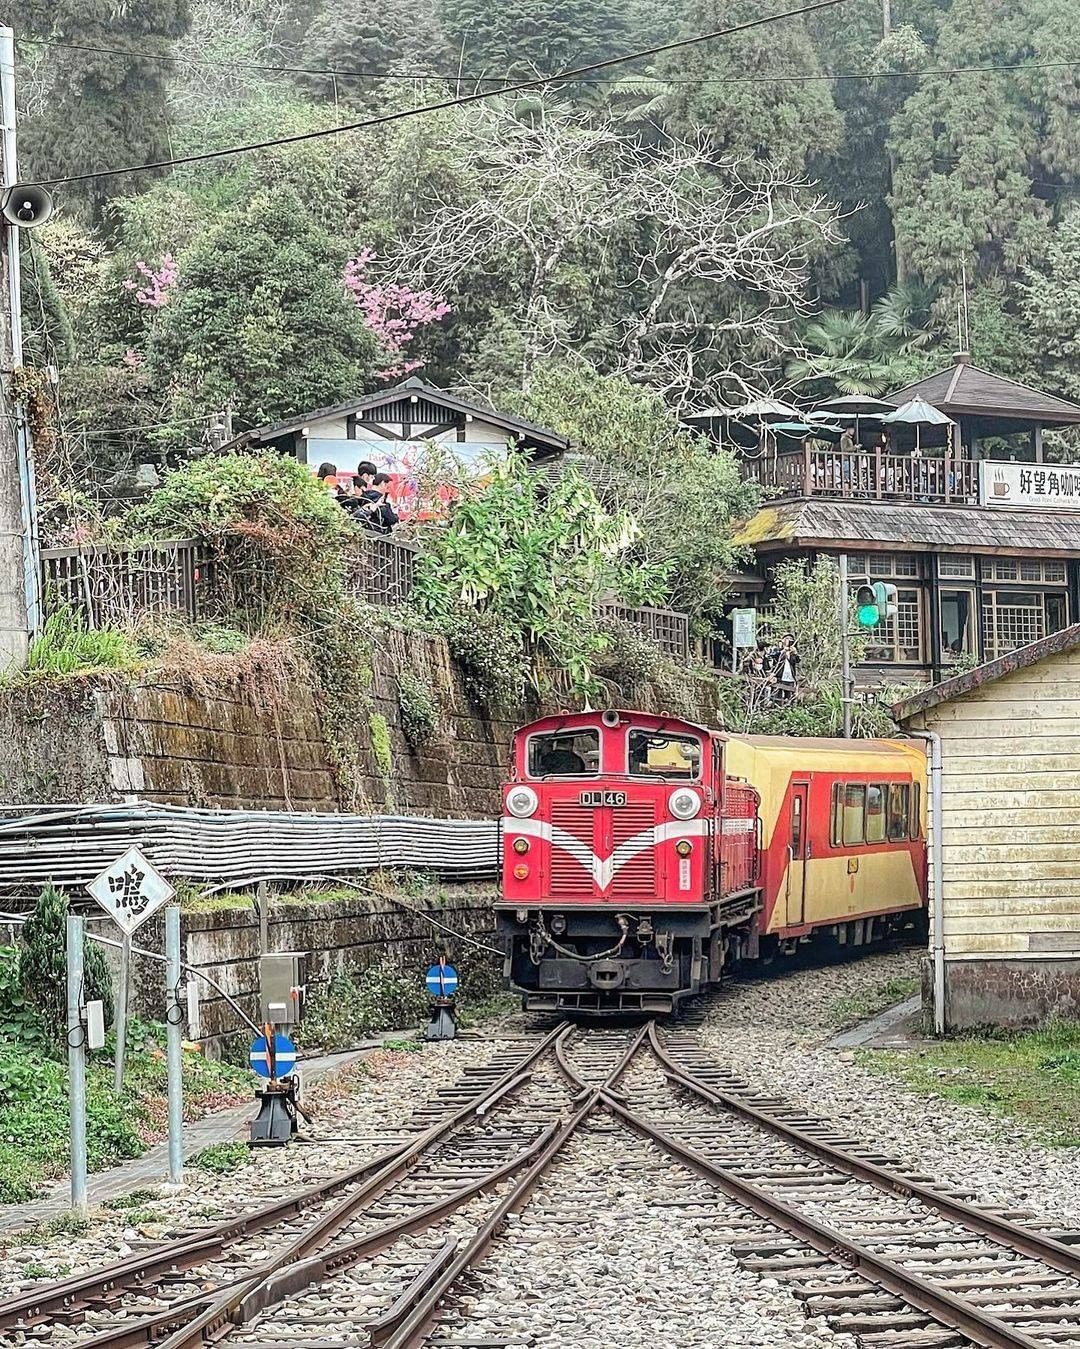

{"left": 0, "top": 947, "right": 48, "bottom": 1049}
{"left": 20, "top": 887, "right": 113, "bottom": 1047}
{"left": 438, "top": 609, "right": 529, "bottom": 713}
{"left": 190, "top": 1142, "right": 249, "bottom": 1174}
{"left": 397, "top": 669, "right": 441, "bottom": 749}
{"left": 297, "top": 959, "right": 429, "bottom": 1051}
{"left": 27, "top": 604, "right": 139, "bottom": 676}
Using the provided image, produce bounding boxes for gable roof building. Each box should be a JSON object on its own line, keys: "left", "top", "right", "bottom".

{"left": 223, "top": 377, "right": 571, "bottom": 464}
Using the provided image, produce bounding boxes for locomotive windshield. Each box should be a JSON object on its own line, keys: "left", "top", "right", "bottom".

{"left": 628, "top": 730, "right": 701, "bottom": 780}
{"left": 527, "top": 730, "right": 599, "bottom": 777}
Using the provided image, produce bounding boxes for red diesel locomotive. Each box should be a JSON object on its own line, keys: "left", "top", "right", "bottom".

{"left": 497, "top": 709, "right": 927, "bottom": 1014}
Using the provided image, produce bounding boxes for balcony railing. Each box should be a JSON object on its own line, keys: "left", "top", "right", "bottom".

{"left": 348, "top": 533, "right": 420, "bottom": 606}
{"left": 744, "top": 446, "right": 980, "bottom": 506}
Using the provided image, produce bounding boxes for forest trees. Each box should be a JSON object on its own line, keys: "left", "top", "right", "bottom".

{"left": 389, "top": 106, "right": 840, "bottom": 404}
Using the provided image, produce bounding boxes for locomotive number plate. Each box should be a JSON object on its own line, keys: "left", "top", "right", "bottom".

{"left": 579, "top": 790, "right": 627, "bottom": 807}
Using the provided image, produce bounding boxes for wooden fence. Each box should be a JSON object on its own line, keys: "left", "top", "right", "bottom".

{"left": 598, "top": 600, "right": 691, "bottom": 660}
{"left": 39, "top": 535, "right": 694, "bottom": 666}
{"left": 40, "top": 539, "right": 214, "bottom": 628}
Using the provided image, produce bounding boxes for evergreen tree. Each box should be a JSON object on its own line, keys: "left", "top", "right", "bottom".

{"left": 21, "top": 240, "right": 75, "bottom": 368}
{"left": 298, "top": 0, "right": 451, "bottom": 102}
{"left": 655, "top": 0, "right": 844, "bottom": 168}
{"left": 1021, "top": 210, "right": 1080, "bottom": 400}
{"left": 146, "top": 187, "right": 379, "bottom": 431}
{"left": 439, "top": 0, "right": 629, "bottom": 77}
{"left": 12, "top": 0, "right": 191, "bottom": 222}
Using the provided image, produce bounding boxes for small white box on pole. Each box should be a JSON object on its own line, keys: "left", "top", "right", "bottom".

{"left": 85, "top": 1000, "right": 106, "bottom": 1051}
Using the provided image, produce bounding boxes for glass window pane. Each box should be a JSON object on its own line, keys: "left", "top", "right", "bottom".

{"left": 910, "top": 783, "right": 921, "bottom": 839}
{"left": 628, "top": 730, "right": 702, "bottom": 779}
{"left": 842, "top": 784, "right": 865, "bottom": 846}
{"left": 865, "top": 785, "right": 886, "bottom": 843}
{"left": 528, "top": 730, "right": 599, "bottom": 777}
{"left": 887, "top": 784, "right": 910, "bottom": 841}
{"left": 831, "top": 783, "right": 843, "bottom": 846}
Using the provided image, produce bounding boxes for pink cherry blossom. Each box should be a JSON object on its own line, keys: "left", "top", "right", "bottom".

{"left": 344, "top": 249, "right": 451, "bottom": 379}
{"left": 123, "top": 252, "right": 178, "bottom": 309}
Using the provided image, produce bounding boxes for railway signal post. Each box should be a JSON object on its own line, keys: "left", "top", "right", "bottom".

{"left": 424, "top": 959, "right": 458, "bottom": 1040}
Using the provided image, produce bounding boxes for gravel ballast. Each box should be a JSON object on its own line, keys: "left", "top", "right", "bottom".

{"left": 699, "top": 945, "right": 1080, "bottom": 1227}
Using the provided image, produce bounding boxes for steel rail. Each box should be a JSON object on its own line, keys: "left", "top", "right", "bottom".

{"left": 649, "top": 1024, "right": 1080, "bottom": 1278}
{"left": 77, "top": 1121, "right": 562, "bottom": 1349}
{"left": 153, "top": 1025, "right": 567, "bottom": 1349}
{"left": 605, "top": 1093, "right": 1048, "bottom": 1349}
{"left": 8, "top": 1028, "right": 560, "bottom": 1342}
{"left": 373, "top": 1023, "right": 652, "bottom": 1349}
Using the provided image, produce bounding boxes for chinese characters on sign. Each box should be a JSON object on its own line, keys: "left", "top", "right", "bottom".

{"left": 87, "top": 846, "right": 176, "bottom": 935}
{"left": 980, "top": 461, "right": 1080, "bottom": 511}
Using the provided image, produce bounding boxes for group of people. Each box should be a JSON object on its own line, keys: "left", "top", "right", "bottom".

{"left": 316, "top": 461, "right": 399, "bottom": 535}
{"left": 741, "top": 633, "right": 800, "bottom": 705}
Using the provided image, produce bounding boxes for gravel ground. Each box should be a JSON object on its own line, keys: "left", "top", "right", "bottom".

{"left": 447, "top": 1118, "right": 858, "bottom": 1349}
{"left": 0, "top": 1039, "right": 497, "bottom": 1300}
{"left": 699, "top": 944, "right": 1080, "bottom": 1227}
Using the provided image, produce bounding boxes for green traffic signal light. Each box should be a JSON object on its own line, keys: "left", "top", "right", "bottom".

{"left": 857, "top": 602, "right": 880, "bottom": 627}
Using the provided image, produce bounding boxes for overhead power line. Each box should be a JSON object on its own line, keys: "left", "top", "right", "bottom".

{"left": 29, "top": 0, "right": 849, "bottom": 187}
{"left": 19, "top": 33, "right": 1080, "bottom": 90}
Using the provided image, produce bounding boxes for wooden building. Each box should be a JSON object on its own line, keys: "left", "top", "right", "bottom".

{"left": 894, "top": 627, "right": 1080, "bottom": 1030}
{"left": 223, "top": 376, "right": 570, "bottom": 466}
{"left": 701, "top": 358, "right": 1080, "bottom": 682}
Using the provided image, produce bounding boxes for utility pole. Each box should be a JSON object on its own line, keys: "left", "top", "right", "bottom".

{"left": 165, "top": 904, "right": 185, "bottom": 1189}
{"left": 839, "top": 553, "right": 853, "bottom": 739}
{"left": 0, "top": 26, "right": 39, "bottom": 669}
{"left": 66, "top": 910, "right": 88, "bottom": 1215}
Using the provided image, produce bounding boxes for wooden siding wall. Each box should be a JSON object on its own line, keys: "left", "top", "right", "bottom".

{"left": 918, "top": 648, "right": 1080, "bottom": 957}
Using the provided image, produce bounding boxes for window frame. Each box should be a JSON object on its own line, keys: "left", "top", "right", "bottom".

{"left": 842, "top": 783, "right": 867, "bottom": 847}
{"left": 887, "top": 783, "right": 911, "bottom": 842}
{"left": 626, "top": 729, "right": 703, "bottom": 781}
{"left": 865, "top": 783, "right": 887, "bottom": 844}
{"left": 526, "top": 729, "right": 601, "bottom": 779}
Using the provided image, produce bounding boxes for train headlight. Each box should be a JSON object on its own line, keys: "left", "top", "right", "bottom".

{"left": 512, "top": 837, "right": 530, "bottom": 854}
{"left": 668, "top": 787, "right": 702, "bottom": 820}
{"left": 506, "top": 785, "right": 539, "bottom": 818}
{"left": 675, "top": 839, "right": 693, "bottom": 857}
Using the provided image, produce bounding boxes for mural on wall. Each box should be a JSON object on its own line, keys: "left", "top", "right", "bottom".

{"left": 308, "top": 437, "right": 506, "bottom": 521}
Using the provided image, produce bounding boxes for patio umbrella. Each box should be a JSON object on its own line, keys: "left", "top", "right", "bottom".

{"left": 812, "top": 395, "right": 895, "bottom": 444}
{"left": 881, "top": 397, "right": 955, "bottom": 453}
{"left": 772, "top": 420, "right": 843, "bottom": 441}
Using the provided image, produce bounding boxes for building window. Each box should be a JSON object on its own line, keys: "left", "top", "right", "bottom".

{"left": 938, "top": 555, "right": 975, "bottom": 580}
{"left": 845, "top": 553, "right": 921, "bottom": 580}
{"left": 985, "top": 559, "right": 1067, "bottom": 584}
{"left": 866, "top": 588, "right": 924, "bottom": 663}
{"left": 982, "top": 592, "right": 1044, "bottom": 658}
{"left": 940, "top": 589, "right": 975, "bottom": 661}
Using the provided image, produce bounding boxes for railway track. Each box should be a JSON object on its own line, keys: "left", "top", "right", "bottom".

{"left": 8, "top": 1023, "right": 1080, "bottom": 1349}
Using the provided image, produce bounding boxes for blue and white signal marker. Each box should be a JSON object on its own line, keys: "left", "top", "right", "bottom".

{"left": 425, "top": 963, "right": 459, "bottom": 998}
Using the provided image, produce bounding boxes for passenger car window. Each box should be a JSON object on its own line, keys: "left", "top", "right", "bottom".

{"left": 831, "top": 783, "right": 843, "bottom": 846}
{"left": 887, "top": 784, "right": 910, "bottom": 841}
{"left": 628, "top": 730, "right": 701, "bottom": 779}
{"left": 527, "top": 730, "right": 599, "bottom": 777}
{"left": 910, "top": 783, "right": 921, "bottom": 839}
{"left": 865, "top": 784, "right": 886, "bottom": 843}
{"left": 842, "top": 784, "right": 865, "bottom": 845}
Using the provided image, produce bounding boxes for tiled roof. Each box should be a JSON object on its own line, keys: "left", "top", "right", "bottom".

{"left": 887, "top": 362, "right": 1080, "bottom": 425}
{"left": 733, "top": 499, "right": 1080, "bottom": 555}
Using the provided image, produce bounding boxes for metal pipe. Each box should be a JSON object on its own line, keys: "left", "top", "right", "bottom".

{"left": 912, "top": 730, "right": 946, "bottom": 1035}
{"left": 66, "top": 911, "right": 88, "bottom": 1214}
{"left": 165, "top": 904, "right": 184, "bottom": 1187}
{"left": 839, "top": 552, "right": 852, "bottom": 737}
{"left": 114, "top": 934, "right": 131, "bottom": 1092}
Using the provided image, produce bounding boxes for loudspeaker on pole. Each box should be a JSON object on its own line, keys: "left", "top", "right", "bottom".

{"left": 1, "top": 183, "right": 53, "bottom": 228}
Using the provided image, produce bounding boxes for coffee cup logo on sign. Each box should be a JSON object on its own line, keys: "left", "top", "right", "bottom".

{"left": 992, "top": 469, "right": 1010, "bottom": 498}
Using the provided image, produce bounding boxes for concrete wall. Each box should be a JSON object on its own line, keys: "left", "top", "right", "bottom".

{"left": 114, "top": 886, "right": 498, "bottom": 1053}
{"left": 941, "top": 957, "right": 1080, "bottom": 1031}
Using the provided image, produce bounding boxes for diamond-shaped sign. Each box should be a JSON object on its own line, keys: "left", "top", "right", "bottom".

{"left": 87, "top": 846, "right": 175, "bottom": 935}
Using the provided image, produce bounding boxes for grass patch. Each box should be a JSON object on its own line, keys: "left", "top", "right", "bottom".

{"left": 865, "top": 1018, "right": 1080, "bottom": 1145}
{"left": 0, "top": 1021, "right": 250, "bottom": 1205}
{"left": 830, "top": 977, "right": 920, "bottom": 1030}
{"left": 456, "top": 992, "right": 519, "bottom": 1029}
{"left": 25, "top": 604, "right": 140, "bottom": 678}
{"left": 190, "top": 1141, "right": 249, "bottom": 1174}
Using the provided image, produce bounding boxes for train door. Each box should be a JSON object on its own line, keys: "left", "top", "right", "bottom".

{"left": 785, "top": 782, "right": 810, "bottom": 926}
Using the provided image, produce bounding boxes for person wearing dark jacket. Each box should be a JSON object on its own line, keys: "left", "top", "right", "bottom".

{"left": 358, "top": 472, "right": 399, "bottom": 534}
